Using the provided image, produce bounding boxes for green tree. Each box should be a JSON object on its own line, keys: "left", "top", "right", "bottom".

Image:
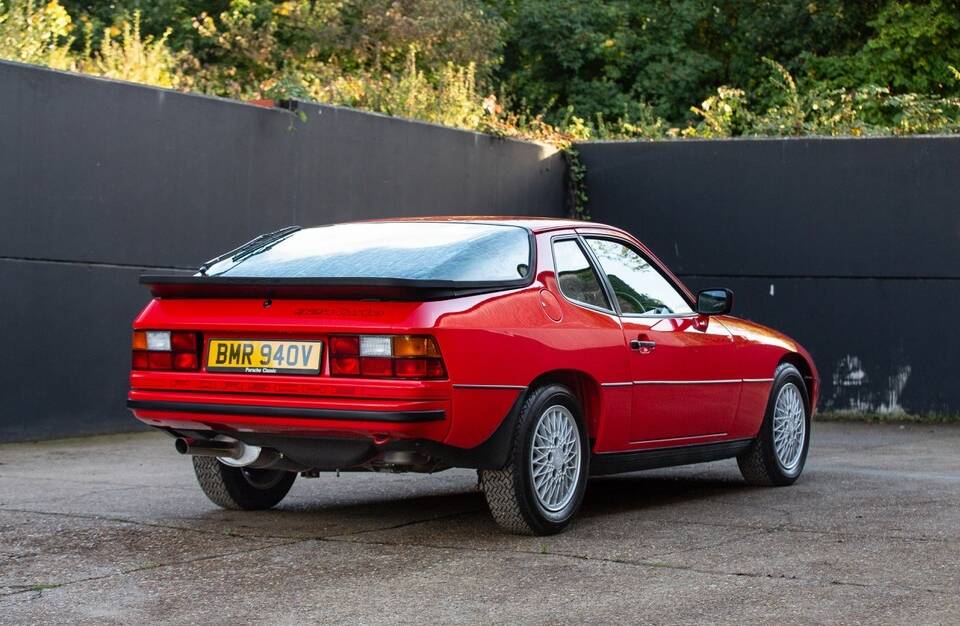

{"left": 495, "top": 0, "right": 892, "bottom": 125}
{"left": 809, "top": 0, "right": 960, "bottom": 96}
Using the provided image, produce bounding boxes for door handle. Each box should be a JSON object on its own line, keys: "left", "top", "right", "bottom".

{"left": 629, "top": 339, "right": 656, "bottom": 353}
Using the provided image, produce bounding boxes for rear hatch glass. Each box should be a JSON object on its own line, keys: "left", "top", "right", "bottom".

{"left": 204, "top": 222, "right": 532, "bottom": 283}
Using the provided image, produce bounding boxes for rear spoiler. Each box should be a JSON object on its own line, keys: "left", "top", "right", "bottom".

{"left": 140, "top": 274, "right": 530, "bottom": 301}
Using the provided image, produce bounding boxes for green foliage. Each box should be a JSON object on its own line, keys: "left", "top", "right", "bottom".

{"left": 305, "top": 49, "right": 487, "bottom": 129}
{"left": 497, "top": 0, "right": 722, "bottom": 125}
{"left": 1, "top": 0, "right": 959, "bottom": 143}
{"left": 679, "top": 59, "right": 960, "bottom": 138}
{"left": 0, "top": 0, "right": 74, "bottom": 69}
{"left": 564, "top": 148, "right": 588, "bottom": 220}
{"left": 809, "top": 0, "right": 960, "bottom": 97}
{"left": 182, "top": 0, "right": 503, "bottom": 100}
{"left": 80, "top": 12, "right": 186, "bottom": 88}
{"left": 495, "top": 0, "right": 895, "bottom": 126}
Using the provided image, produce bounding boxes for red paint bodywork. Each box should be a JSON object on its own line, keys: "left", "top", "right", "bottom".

{"left": 129, "top": 218, "right": 818, "bottom": 460}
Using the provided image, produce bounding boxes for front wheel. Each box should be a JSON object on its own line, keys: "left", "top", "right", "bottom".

{"left": 192, "top": 456, "right": 297, "bottom": 510}
{"left": 737, "top": 363, "right": 811, "bottom": 486}
{"left": 479, "top": 384, "right": 589, "bottom": 535}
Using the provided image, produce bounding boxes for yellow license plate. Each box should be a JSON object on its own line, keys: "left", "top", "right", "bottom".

{"left": 206, "top": 339, "right": 323, "bottom": 375}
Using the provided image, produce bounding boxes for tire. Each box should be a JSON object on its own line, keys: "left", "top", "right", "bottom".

{"left": 737, "top": 363, "right": 811, "bottom": 486}
{"left": 479, "top": 384, "right": 590, "bottom": 535}
{"left": 192, "top": 456, "right": 296, "bottom": 510}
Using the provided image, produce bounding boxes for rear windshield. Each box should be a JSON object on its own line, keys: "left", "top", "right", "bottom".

{"left": 206, "top": 222, "right": 532, "bottom": 283}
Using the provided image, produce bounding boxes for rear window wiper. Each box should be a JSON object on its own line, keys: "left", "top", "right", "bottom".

{"left": 197, "top": 225, "right": 301, "bottom": 275}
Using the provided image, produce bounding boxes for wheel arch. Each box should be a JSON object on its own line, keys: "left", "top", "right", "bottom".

{"left": 526, "top": 369, "right": 602, "bottom": 441}
{"left": 779, "top": 352, "right": 817, "bottom": 410}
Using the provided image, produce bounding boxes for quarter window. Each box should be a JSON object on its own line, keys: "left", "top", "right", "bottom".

{"left": 552, "top": 239, "right": 610, "bottom": 310}
{"left": 585, "top": 238, "right": 692, "bottom": 316}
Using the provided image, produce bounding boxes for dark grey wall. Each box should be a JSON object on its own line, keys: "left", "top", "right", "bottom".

{"left": 576, "top": 137, "right": 960, "bottom": 415}
{"left": 4, "top": 58, "right": 956, "bottom": 441}
{"left": 0, "top": 60, "right": 565, "bottom": 441}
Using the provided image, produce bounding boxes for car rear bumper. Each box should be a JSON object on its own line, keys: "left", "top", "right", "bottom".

{"left": 127, "top": 375, "right": 525, "bottom": 463}
{"left": 127, "top": 388, "right": 451, "bottom": 441}
{"left": 127, "top": 399, "right": 445, "bottom": 423}
{"left": 127, "top": 386, "right": 524, "bottom": 470}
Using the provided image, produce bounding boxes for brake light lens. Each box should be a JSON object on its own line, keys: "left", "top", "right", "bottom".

{"left": 330, "top": 336, "right": 359, "bottom": 356}
{"left": 394, "top": 358, "right": 427, "bottom": 378}
{"left": 330, "top": 335, "right": 446, "bottom": 379}
{"left": 331, "top": 356, "right": 360, "bottom": 376}
{"left": 360, "top": 356, "right": 393, "bottom": 377}
{"left": 132, "top": 331, "right": 201, "bottom": 371}
{"left": 147, "top": 351, "right": 173, "bottom": 370}
{"left": 173, "top": 352, "right": 199, "bottom": 371}
{"left": 171, "top": 332, "right": 197, "bottom": 352}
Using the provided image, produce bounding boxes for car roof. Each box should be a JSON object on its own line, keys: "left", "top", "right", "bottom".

{"left": 352, "top": 215, "right": 625, "bottom": 235}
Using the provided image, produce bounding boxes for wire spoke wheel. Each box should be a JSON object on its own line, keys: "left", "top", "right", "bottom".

{"left": 772, "top": 382, "right": 806, "bottom": 471}
{"left": 529, "top": 405, "right": 582, "bottom": 513}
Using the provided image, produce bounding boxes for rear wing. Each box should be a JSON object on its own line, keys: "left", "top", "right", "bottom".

{"left": 140, "top": 274, "right": 530, "bottom": 301}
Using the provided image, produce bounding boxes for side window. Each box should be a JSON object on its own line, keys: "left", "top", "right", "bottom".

{"left": 552, "top": 239, "right": 611, "bottom": 310}
{"left": 585, "top": 238, "right": 692, "bottom": 316}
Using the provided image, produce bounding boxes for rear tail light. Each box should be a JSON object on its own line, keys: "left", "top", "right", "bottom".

{"left": 132, "top": 331, "right": 201, "bottom": 371}
{"left": 330, "top": 335, "right": 446, "bottom": 379}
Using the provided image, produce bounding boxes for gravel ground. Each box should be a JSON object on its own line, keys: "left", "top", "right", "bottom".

{"left": 1, "top": 421, "right": 958, "bottom": 625}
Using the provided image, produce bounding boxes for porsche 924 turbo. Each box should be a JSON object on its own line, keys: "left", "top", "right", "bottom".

{"left": 129, "top": 218, "right": 817, "bottom": 535}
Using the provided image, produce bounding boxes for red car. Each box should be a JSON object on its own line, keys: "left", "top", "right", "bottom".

{"left": 129, "top": 217, "right": 818, "bottom": 535}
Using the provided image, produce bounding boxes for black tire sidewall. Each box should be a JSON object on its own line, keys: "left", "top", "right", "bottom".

{"left": 513, "top": 384, "right": 590, "bottom": 534}
{"left": 759, "top": 365, "right": 811, "bottom": 485}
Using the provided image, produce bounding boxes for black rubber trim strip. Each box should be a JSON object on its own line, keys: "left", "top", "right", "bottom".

{"left": 590, "top": 438, "right": 753, "bottom": 476}
{"left": 127, "top": 399, "right": 445, "bottom": 423}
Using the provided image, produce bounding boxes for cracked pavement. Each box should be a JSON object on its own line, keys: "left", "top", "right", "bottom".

{"left": 1, "top": 422, "right": 958, "bottom": 624}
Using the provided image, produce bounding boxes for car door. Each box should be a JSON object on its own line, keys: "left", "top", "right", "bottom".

{"left": 582, "top": 236, "right": 741, "bottom": 444}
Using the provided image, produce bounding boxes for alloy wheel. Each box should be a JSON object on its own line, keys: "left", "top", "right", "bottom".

{"left": 529, "top": 404, "right": 582, "bottom": 514}
{"left": 772, "top": 382, "right": 806, "bottom": 472}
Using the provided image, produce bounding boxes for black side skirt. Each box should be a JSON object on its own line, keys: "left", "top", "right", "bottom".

{"left": 590, "top": 438, "right": 753, "bottom": 476}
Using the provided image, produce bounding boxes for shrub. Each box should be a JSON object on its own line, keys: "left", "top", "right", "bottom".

{"left": 0, "top": 0, "right": 74, "bottom": 70}
{"left": 304, "top": 49, "right": 485, "bottom": 130}
{"left": 80, "top": 12, "right": 187, "bottom": 89}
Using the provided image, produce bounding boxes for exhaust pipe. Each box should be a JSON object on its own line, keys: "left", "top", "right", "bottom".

{"left": 175, "top": 436, "right": 263, "bottom": 467}
{"left": 174, "top": 437, "right": 307, "bottom": 472}
{"left": 175, "top": 437, "right": 246, "bottom": 460}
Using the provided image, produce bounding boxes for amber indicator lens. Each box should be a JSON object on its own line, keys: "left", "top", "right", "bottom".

{"left": 393, "top": 336, "right": 441, "bottom": 357}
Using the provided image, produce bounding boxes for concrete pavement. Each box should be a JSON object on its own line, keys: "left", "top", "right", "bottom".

{"left": 1, "top": 422, "right": 958, "bottom": 624}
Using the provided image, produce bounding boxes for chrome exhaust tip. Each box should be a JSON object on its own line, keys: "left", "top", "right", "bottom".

{"left": 174, "top": 436, "right": 263, "bottom": 467}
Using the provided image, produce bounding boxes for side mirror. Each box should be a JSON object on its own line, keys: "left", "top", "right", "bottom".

{"left": 696, "top": 288, "right": 733, "bottom": 315}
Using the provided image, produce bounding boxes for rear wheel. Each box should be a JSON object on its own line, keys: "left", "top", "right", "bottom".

{"left": 737, "top": 363, "right": 811, "bottom": 486}
{"left": 479, "top": 384, "right": 589, "bottom": 535}
{"left": 192, "top": 456, "right": 296, "bottom": 510}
